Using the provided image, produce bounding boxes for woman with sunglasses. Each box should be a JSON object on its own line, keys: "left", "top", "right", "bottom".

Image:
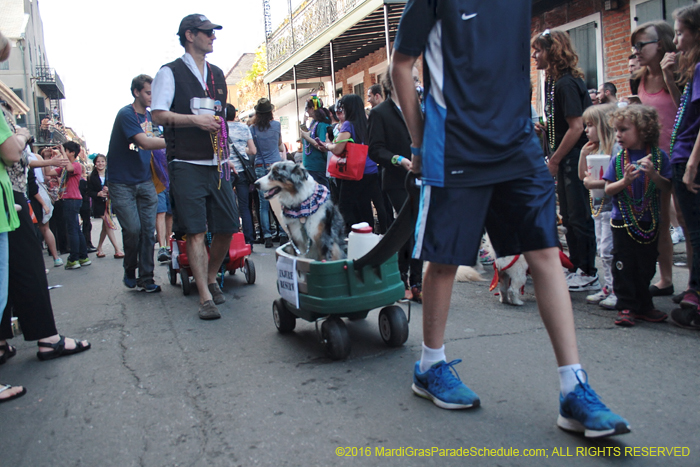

{"left": 630, "top": 21, "right": 688, "bottom": 301}
{"left": 319, "top": 94, "right": 386, "bottom": 233}
{"left": 532, "top": 29, "right": 599, "bottom": 293}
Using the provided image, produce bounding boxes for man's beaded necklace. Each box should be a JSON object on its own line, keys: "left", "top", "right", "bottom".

{"left": 210, "top": 116, "right": 230, "bottom": 189}
{"left": 669, "top": 81, "right": 691, "bottom": 160}
{"left": 611, "top": 146, "right": 661, "bottom": 243}
{"left": 545, "top": 77, "right": 556, "bottom": 152}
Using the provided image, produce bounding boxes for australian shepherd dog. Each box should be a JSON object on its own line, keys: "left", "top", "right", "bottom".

{"left": 255, "top": 161, "right": 346, "bottom": 261}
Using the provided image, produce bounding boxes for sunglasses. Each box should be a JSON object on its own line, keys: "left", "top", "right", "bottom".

{"left": 195, "top": 29, "right": 215, "bottom": 38}
{"left": 336, "top": 107, "right": 344, "bottom": 113}
{"left": 540, "top": 29, "right": 552, "bottom": 42}
{"left": 633, "top": 40, "right": 658, "bottom": 52}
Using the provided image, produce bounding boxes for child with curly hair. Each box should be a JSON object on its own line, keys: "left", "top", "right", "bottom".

{"left": 604, "top": 105, "right": 672, "bottom": 326}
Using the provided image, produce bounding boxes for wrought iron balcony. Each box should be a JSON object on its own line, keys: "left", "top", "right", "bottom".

{"left": 35, "top": 66, "right": 66, "bottom": 100}
{"left": 266, "top": 0, "right": 364, "bottom": 72}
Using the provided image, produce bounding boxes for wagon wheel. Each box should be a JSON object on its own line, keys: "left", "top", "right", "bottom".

{"left": 244, "top": 258, "right": 256, "bottom": 284}
{"left": 321, "top": 318, "right": 351, "bottom": 360}
{"left": 168, "top": 260, "right": 177, "bottom": 286}
{"left": 273, "top": 299, "right": 296, "bottom": 333}
{"left": 181, "top": 268, "right": 191, "bottom": 296}
{"left": 378, "top": 306, "right": 408, "bottom": 347}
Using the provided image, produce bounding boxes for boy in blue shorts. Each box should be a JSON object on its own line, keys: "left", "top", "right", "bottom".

{"left": 391, "top": 0, "right": 630, "bottom": 438}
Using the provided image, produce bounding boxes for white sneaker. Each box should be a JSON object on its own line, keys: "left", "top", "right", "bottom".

{"left": 586, "top": 286, "right": 610, "bottom": 304}
{"left": 566, "top": 268, "right": 601, "bottom": 292}
{"left": 671, "top": 227, "right": 685, "bottom": 244}
{"left": 599, "top": 293, "right": 618, "bottom": 310}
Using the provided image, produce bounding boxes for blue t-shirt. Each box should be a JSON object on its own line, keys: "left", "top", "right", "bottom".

{"left": 338, "top": 121, "right": 377, "bottom": 175}
{"left": 670, "top": 63, "right": 700, "bottom": 164}
{"left": 602, "top": 148, "right": 672, "bottom": 222}
{"left": 106, "top": 105, "right": 155, "bottom": 185}
{"left": 393, "top": 0, "right": 544, "bottom": 188}
{"left": 251, "top": 120, "right": 282, "bottom": 165}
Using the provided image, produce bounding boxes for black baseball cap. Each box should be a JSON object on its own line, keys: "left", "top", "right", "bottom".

{"left": 178, "top": 14, "right": 222, "bottom": 37}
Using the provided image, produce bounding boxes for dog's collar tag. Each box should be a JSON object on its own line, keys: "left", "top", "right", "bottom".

{"left": 299, "top": 217, "right": 307, "bottom": 224}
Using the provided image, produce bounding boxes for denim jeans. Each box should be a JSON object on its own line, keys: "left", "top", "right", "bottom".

{"left": 673, "top": 163, "right": 700, "bottom": 291}
{"left": 63, "top": 198, "right": 88, "bottom": 262}
{"left": 109, "top": 181, "right": 157, "bottom": 283}
{"left": 256, "top": 165, "right": 273, "bottom": 239}
{"left": 0, "top": 232, "right": 8, "bottom": 322}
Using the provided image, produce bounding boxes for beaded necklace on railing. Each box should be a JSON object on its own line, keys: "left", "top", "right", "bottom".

{"left": 210, "top": 116, "right": 230, "bottom": 189}
{"left": 545, "top": 77, "right": 556, "bottom": 152}
{"left": 610, "top": 145, "right": 661, "bottom": 243}
{"left": 669, "top": 82, "right": 691, "bottom": 160}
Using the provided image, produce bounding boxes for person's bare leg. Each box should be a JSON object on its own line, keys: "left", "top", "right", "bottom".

{"left": 207, "top": 233, "right": 233, "bottom": 285}
{"left": 187, "top": 232, "right": 212, "bottom": 304}
{"left": 38, "top": 222, "right": 59, "bottom": 260}
{"left": 97, "top": 217, "right": 109, "bottom": 254}
{"left": 156, "top": 212, "right": 166, "bottom": 248}
{"left": 653, "top": 191, "right": 673, "bottom": 290}
{"left": 105, "top": 220, "right": 123, "bottom": 255}
{"left": 524, "top": 247, "right": 580, "bottom": 366}
{"left": 422, "top": 262, "right": 459, "bottom": 349}
{"left": 165, "top": 214, "right": 173, "bottom": 243}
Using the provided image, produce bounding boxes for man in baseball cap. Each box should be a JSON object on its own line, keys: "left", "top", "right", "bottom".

{"left": 152, "top": 14, "right": 238, "bottom": 320}
{"left": 177, "top": 14, "right": 222, "bottom": 40}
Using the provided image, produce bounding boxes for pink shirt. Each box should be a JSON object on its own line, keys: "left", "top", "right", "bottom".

{"left": 639, "top": 79, "right": 678, "bottom": 153}
{"left": 56, "top": 161, "right": 83, "bottom": 200}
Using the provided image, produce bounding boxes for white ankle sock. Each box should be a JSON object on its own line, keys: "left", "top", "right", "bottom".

{"left": 419, "top": 343, "right": 446, "bottom": 373}
{"left": 558, "top": 364, "right": 583, "bottom": 396}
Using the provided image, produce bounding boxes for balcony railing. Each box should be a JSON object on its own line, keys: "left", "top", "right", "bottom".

{"left": 266, "top": 0, "right": 363, "bottom": 71}
{"left": 35, "top": 66, "right": 65, "bottom": 100}
{"left": 26, "top": 122, "right": 68, "bottom": 146}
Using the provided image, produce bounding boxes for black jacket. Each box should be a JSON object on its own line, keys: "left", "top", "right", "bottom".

{"left": 368, "top": 97, "right": 412, "bottom": 192}
{"left": 87, "top": 171, "right": 107, "bottom": 218}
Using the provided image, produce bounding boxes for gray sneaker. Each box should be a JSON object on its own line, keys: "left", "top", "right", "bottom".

{"left": 198, "top": 300, "right": 221, "bottom": 320}
{"left": 208, "top": 282, "right": 225, "bottom": 305}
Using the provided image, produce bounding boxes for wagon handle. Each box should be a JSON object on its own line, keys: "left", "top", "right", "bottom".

{"left": 352, "top": 172, "right": 420, "bottom": 271}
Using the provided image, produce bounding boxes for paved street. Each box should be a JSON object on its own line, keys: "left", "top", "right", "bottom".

{"left": 1, "top": 228, "right": 698, "bottom": 467}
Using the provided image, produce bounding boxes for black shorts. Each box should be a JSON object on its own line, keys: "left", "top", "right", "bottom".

{"left": 169, "top": 161, "right": 239, "bottom": 235}
{"left": 413, "top": 165, "right": 558, "bottom": 265}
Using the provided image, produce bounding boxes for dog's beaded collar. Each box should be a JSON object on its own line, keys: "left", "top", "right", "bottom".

{"left": 282, "top": 183, "right": 330, "bottom": 219}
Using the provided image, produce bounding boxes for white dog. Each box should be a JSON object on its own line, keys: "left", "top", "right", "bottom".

{"left": 255, "top": 161, "right": 346, "bottom": 261}
{"left": 483, "top": 237, "right": 529, "bottom": 306}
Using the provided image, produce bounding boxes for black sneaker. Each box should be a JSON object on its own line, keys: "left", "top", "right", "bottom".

{"left": 672, "top": 290, "right": 690, "bottom": 304}
{"left": 670, "top": 308, "right": 700, "bottom": 330}
{"left": 265, "top": 238, "right": 273, "bottom": 248}
{"left": 87, "top": 246, "right": 98, "bottom": 253}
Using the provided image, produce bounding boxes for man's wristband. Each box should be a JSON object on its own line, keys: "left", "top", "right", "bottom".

{"left": 392, "top": 155, "right": 405, "bottom": 166}
{"left": 410, "top": 146, "right": 422, "bottom": 157}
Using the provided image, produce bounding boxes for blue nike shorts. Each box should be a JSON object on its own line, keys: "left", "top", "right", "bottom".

{"left": 413, "top": 165, "right": 558, "bottom": 266}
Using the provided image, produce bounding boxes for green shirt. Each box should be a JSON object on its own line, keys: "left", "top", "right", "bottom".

{"left": 0, "top": 118, "right": 20, "bottom": 233}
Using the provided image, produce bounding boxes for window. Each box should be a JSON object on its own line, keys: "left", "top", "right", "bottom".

{"left": 353, "top": 83, "right": 364, "bottom": 98}
{"left": 0, "top": 61, "right": 8, "bottom": 71}
{"left": 554, "top": 13, "right": 603, "bottom": 90}
{"left": 631, "top": 0, "right": 695, "bottom": 29}
{"left": 11, "top": 89, "right": 25, "bottom": 127}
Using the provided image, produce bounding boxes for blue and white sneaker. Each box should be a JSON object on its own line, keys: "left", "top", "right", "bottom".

{"left": 123, "top": 273, "right": 137, "bottom": 289}
{"left": 412, "top": 360, "right": 480, "bottom": 409}
{"left": 557, "top": 369, "right": 630, "bottom": 438}
{"left": 136, "top": 281, "right": 162, "bottom": 293}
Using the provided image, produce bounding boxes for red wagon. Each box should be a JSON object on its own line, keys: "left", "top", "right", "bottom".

{"left": 167, "top": 232, "right": 255, "bottom": 295}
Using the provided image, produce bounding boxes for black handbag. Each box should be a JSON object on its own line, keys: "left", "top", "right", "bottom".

{"left": 229, "top": 135, "right": 257, "bottom": 187}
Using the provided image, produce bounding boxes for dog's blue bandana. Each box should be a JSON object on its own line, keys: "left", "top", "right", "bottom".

{"left": 283, "top": 184, "right": 330, "bottom": 219}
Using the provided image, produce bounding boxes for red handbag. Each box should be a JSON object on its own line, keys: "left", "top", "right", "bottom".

{"left": 327, "top": 138, "right": 368, "bottom": 181}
